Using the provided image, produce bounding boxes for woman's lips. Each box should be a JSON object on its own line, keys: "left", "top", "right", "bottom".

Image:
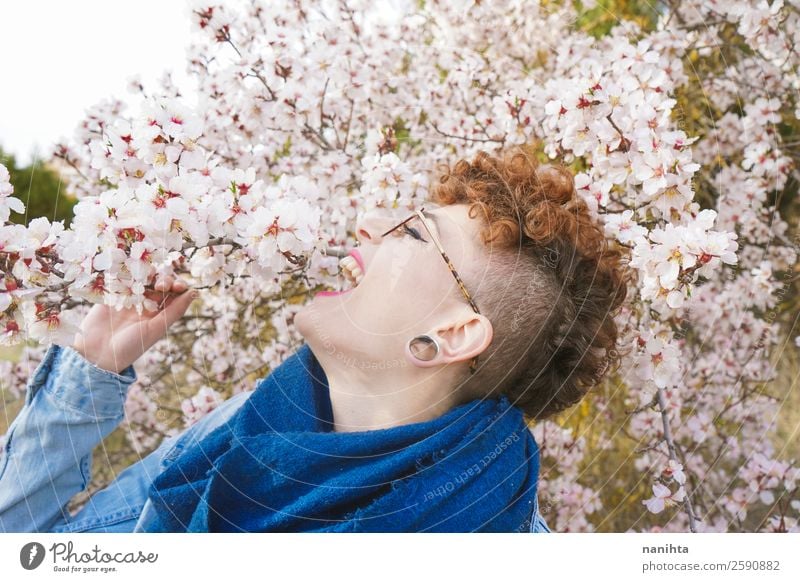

{"left": 348, "top": 248, "right": 365, "bottom": 271}
{"left": 315, "top": 247, "right": 365, "bottom": 298}
{"left": 315, "top": 289, "right": 351, "bottom": 297}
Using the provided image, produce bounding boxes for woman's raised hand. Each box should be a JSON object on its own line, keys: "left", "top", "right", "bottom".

{"left": 70, "top": 274, "right": 198, "bottom": 374}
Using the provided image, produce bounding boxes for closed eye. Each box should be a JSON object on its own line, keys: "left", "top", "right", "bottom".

{"left": 402, "top": 223, "right": 427, "bottom": 242}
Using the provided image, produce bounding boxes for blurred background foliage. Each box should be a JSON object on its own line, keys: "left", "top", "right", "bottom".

{"left": 0, "top": 148, "right": 77, "bottom": 227}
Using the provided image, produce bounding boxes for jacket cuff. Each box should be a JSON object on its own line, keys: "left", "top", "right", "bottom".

{"left": 41, "top": 344, "right": 137, "bottom": 419}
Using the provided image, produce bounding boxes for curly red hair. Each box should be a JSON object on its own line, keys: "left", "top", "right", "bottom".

{"left": 431, "top": 145, "right": 631, "bottom": 421}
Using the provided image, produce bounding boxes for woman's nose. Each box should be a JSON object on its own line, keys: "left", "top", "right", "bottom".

{"left": 355, "top": 209, "right": 395, "bottom": 245}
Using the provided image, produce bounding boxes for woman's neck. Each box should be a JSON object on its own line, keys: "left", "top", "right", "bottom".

{"left": 313, "top": 350, "right": 469, "bottom": 433}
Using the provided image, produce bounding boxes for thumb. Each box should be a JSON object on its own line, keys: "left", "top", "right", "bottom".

{"left": 146, "top": 289, "right": 198, "bottom": 337}
{"left": 164, "top": 289, "right": 199, "bottom": 326}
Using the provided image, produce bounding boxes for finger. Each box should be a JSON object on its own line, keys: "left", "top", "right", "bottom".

{"left": 171, "top": 278, "right": 188, "bottom": 292}
{"left": 155, "top": 274, "right": 174, "bottom": 292}
{"left": 142, "top": 289, "right": 168, "bottom": 309}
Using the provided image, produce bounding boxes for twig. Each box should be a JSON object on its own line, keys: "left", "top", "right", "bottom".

{"left": 428, "top": 121, "right": 505, "bottom": 144}
{"left": 656, "top": 387, "right": 699, "bottom": 532}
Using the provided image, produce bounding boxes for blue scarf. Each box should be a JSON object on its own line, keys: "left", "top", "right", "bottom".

{"left": 145, "top": 343, "right": 541, "bottom": 532}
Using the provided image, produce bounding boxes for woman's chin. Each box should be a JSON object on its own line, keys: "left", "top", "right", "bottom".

{"left": 295, "top": 295, "right": 344, "bottom": 340}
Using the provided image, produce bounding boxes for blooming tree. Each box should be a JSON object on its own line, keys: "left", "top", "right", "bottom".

{"left": 1, "top": 0, "right": 798, "bottom": 532}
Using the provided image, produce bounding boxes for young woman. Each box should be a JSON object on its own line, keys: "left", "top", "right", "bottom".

{"left": 0, "top": 146, "right": 628, "bottom": 533}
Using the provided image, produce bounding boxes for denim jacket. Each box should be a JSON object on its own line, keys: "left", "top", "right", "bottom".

{"left": 0, "top": 343, "right": 552, "bottom": 533}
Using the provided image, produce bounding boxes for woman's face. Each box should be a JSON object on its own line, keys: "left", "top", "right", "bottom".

{"left": 295, "top": 202, "right": 492, "bottom": 372}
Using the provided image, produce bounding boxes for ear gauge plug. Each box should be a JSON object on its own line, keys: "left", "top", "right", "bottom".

{"left": 408, "top": 334, "right": 440, "bottom": 361}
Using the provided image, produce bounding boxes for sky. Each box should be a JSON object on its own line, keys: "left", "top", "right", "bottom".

{"left": 0, "top": 1, "right": 191, "bottom": 166}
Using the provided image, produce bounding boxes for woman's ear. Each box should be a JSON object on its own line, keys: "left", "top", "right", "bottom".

{"left": 429, "top": 313, "right": 493, "bottom": 367}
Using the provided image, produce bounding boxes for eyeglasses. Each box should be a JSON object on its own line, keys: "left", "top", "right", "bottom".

{"left": 380, "top": 207, "right": 481, "bottom": 375}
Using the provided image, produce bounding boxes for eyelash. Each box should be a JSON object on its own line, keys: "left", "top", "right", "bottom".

{"left": 402, "top": 223, "right": 426, "bottom": 242}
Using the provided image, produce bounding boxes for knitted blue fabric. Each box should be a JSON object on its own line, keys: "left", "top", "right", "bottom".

{"left": 146, "top": 343, "right": 541, "bottom": 532}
